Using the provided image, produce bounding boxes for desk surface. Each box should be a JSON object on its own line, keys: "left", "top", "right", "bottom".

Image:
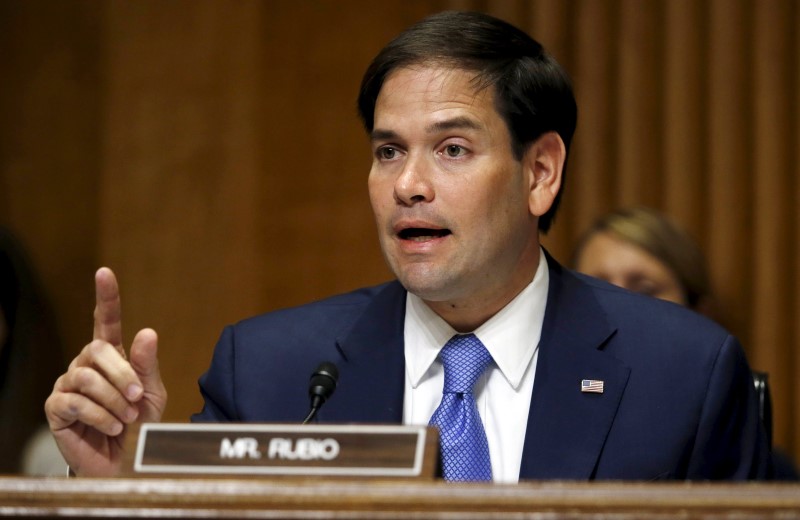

{"left": 1, "top": 477, "right": 799, "bottom": 519}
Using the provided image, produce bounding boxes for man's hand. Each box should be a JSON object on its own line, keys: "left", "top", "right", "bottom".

{"left": 44, "top": 267, "right": 167, "bottom": 477}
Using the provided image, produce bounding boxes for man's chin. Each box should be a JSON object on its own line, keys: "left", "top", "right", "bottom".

{"left": 396, "top": 275, "right": 459, "bottom": 302}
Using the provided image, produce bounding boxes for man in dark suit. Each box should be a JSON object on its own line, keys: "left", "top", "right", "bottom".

{"left": 46, "top": 11, "right": 769, "bottom": 480}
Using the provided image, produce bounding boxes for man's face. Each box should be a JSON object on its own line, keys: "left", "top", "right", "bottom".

{"left": 368, "top": 65, "right": 541, "bottom": 317}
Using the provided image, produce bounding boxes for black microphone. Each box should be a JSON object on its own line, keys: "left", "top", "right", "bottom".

{"left": 303, "top": 362, "right": 339, "bottom": 424}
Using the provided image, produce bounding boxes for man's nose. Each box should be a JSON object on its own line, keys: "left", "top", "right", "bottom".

{"left": 394, "top": 155, "right": 434, "bottom": 206}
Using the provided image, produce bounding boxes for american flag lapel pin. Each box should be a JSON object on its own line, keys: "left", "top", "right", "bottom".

{"left": 581, "top": 379, "right": 604, "bottom": 394}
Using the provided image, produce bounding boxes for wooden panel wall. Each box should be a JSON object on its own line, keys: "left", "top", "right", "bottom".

{"left": 0, "top": 0, "right": 102, "bottom": 378}
{"left": 2, "top": 0, "right": 798, "bottom": 464}
{"left": 96, "top": 1, "right": 437, "bottom": 418}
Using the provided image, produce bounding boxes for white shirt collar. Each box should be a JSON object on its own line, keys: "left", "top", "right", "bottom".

{"left": 405, "top": 248, "right": 549, "bottom": 390}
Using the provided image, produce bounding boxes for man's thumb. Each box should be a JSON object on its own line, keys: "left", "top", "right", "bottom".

{"left": 129, "top": 328, "right": 167, "bottom": 419}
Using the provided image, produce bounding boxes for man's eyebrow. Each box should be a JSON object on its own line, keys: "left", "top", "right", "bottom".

{"left": 370, "top": 129, "right": 398, "bottom": 142}
{"left": 371, "top": 117, "right": 484, "bottom": 142}
{"left": 426, "top": 116, "right": 483, "bottom": 133}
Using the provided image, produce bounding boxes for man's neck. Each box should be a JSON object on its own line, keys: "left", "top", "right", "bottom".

{"left": 423, "top": 249, "right": 542, "bottom": 332}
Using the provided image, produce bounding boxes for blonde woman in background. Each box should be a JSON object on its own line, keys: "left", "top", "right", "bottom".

{"left": 572, "top": 207, "right": 711, "bottom": 315}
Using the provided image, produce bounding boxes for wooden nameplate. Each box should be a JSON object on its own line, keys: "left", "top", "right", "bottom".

{"left": 122, "top": 423, "right": 438, "bottom": 480}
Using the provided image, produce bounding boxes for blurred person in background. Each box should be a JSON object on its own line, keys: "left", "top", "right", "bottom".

{"left": 0, "top": 227, "right": 66, "bottom": 475}
{"left": 572, "top": 206, "right": 799, "bottom": 480}
{"left": 572, "top": 206, "right": 711, "bottom": 314}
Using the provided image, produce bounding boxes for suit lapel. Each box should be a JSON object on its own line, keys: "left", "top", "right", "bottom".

{"left": 519, "top": 256, "right": 630, "bottom": 480}
{"left": 320, "top": 281, "right": 407, "bottom": 424}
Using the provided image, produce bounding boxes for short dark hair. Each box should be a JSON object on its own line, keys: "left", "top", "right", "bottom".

{"left": 357, "top": 11, "right": 578, "bottom": 233}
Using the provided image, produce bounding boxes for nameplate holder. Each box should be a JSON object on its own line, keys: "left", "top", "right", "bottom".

{"left": 123, "top": 423, "right": 438, "bottom": 479}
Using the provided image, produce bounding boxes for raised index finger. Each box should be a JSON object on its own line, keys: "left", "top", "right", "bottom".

{"left": 93, "top": 267, "right": 123, "bottom": 351}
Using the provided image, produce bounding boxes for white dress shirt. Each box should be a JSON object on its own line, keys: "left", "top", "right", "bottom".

{"left": 402, "top": 249, "right": 549, "bottom": 483}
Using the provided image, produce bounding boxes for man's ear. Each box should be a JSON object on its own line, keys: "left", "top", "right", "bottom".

{"left": 523, "top": 131, "right": 566, "bottom": 217}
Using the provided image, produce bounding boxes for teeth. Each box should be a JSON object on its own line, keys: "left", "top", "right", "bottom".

{"left": 409, "top": 236, "right": 435, "bottom": 242}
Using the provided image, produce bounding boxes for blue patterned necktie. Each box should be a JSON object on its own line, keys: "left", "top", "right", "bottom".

{"left": 429, "top": 333, "right": 493, "bottom": 481}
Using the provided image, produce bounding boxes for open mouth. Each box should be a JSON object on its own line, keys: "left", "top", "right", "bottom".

{"left": 398, "top": 228, "right": 452, "bottom": 242}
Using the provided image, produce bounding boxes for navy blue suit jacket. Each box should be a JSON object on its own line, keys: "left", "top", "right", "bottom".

{"left": 192, "top": 255, "right": 769, "bottom": 480}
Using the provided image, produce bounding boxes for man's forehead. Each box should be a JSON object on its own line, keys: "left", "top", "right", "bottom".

{"left": 373, "top": 66, "right": 497, "bottom": 128}
{"left": 380, "top": 64, "right": 486, "bottom": 99}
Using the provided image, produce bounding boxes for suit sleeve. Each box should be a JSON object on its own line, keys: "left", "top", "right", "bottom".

{"left": 190, "top": 325, "right": 239, "bottom": 423}
{"left": 686, "top": 334, "right": 770, "bottom": 479}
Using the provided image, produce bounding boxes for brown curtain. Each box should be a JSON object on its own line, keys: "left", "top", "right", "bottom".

{"left": 2, "top": 0, "right": 797, "bottom": 463}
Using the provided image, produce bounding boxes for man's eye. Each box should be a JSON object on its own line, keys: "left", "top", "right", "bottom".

{"left": 378, "top": 147, "right": 397, "bottom": 160}
{"left": 444, "top": 144, "right": 466, "bottom": 157}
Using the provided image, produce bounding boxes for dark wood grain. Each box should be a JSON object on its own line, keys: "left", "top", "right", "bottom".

{"left": 0, "top": 477, "right": 799, "bottom": 519}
